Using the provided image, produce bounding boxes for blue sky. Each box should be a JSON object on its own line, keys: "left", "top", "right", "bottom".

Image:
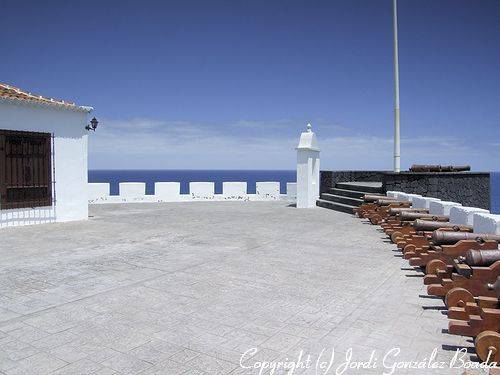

{"left": 1, "top": 0, "right": 499, "bottom": 170}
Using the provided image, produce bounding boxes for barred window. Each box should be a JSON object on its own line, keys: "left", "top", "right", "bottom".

{"left": 0, "top": 130, "right": 52, "bottom": 210}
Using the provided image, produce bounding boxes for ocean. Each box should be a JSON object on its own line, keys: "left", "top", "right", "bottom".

{"left": 89, "top": 170, "right": 500, "bottom": 213}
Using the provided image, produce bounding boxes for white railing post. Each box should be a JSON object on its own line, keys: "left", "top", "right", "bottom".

{"left": 296, "top": 123, "right": 320, "bottom": 208}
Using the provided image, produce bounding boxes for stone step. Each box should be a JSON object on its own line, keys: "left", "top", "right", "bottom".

{"left": 328, "top": 187, "right": 374, "bottom": 199}
{"left": 336, "top": 181, "right": 383, "bottom": 194}
{"left": 316, "top": 199, "right": 355, "bottom": 214}
{"left": 320, "top": 193, "right": 364, "bottom": 207}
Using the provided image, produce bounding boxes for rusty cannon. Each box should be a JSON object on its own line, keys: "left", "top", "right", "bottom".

{"left": 440, "top": 257, "right": 500, "bottom": 345}
{"left": 448, "top": 272, "right": 500, "bottom": 353}
{"left": 423, "top": 240, "right": 500, "bottom": 285}
{"left": 447, "top": 276, "right": 500, "bottom": 322}
{"left": 444, "top": 275, "right": 500, "bottom": 363}
{"left": 366, "top": 199, "right": 412, "bottom": 225}
{"left": 411, "top": 231, "right": 500, "bottom": 269}
{"left": 413, "top": 231, "right": 500, "bottom": 261}
{"left": 448, "top": 306, "right": 500, "bottom": 336}
{"left": 431, "top": 231, "right": 500, "bottom": 246}
{"left": 414, "top": 240, "right": 499, "bottom": 284}
{"left": 385, "top": 212, "right": 448, "bottom": 238}
{"left": 394, "top": 219, "right": 473, "bottom": 250}
{"left": 472, "top": 278, "right": 500, "bottom": 364}
{"left": 354, "top": 194, "right": 393, "bottom": 218}
{"left": 426, "top": 252, "right": 500, "bottom": 301}
{"left": 409, "top": 164, "right": 471, "bottom": 172}
{"left": 380, "top": 209, "right": 432, "bottom": 233}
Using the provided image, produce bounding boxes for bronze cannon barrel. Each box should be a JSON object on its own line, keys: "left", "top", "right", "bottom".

{"left": 363, "top": 194, "right": 390, "bottom": 203}
{"left": 409, "top": 164, "right": 471, "bottom": 172}
{"left": 461, "top": 249, "right": 500, "bottom": 266}
{"left": 448, "top": 165, "right": 471, "bottom": 172}
{"left": 431, "top": 231, "right": 500, "bottom": 246}
{"left": 388, "top": 207, "right": 427, "bottom": 216}
{"left": 376, "top": 199, "right": 411, "bottom": 206}
{"left": 412, "top": 219, "right": 472, "bottom": 232}
{"left": 399, "top": 212, "right": 448, "bottom": 221}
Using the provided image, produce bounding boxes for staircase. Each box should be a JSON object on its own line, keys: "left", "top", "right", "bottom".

{"left": 317, "top": 181, "right": 384, "bottom": 214}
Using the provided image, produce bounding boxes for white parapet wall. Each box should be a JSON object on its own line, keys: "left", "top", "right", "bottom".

{"left": 88, "top": 181, "right": 289, "bottom": 204}
{"left": 412, "top": 196, "right": 441, "bottom": 209}
{"left": 395, "top": 192, "right": 409, "bottom": 201}
{"left": 386, "top": 191, "right": 399, "bottom": 198}
{"left": 120, "top": 182, "right": 146, "bottom": 197}
{"left": 286, "top": 182, "right": 297, "bottom": 202}
{"left": 190, "top": 182, "right": 215, "bottom": 200}
{"left": 256, "top": 182, "right": 280, "bottom": 200}
{"left": 450, "top": 206, "right": 489, "bottom": 226}
{"left": 89, "top": 183, "right": 110, "bottom": 202}
{"left": 155, "top": 182, "right": 181, "bottom": 202}
{"left": 473, "top": 213, "right": 500, "bottom": 235}
{"left": 406, "top": 193, "right": 422, "bottom": 202}
{"left": 429, "top": 201, "right": 462, "bottom": 216}
{"left": 222, "top": 182, "right": 247, "bottom": 200}
{"left": 118, "top": 182, "right": 152, "bottom": 203}
{"left": 394, "top": 192, "right": 421, "bottom": 202}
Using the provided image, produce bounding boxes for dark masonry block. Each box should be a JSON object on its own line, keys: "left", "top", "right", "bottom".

{"left": 319, "top": 170, "right": 491, "bottom": 210}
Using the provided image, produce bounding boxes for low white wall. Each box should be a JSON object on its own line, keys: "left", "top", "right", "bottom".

{"left": 119, "top": 183, "right": 146, "bottom": 197}
{"left": 286, "top": 182, "right": 297, "bottom": 202}
{"left": 406, "top": 193, "right": 422, "bottom": 202}
{"left": 385, "top": 191, "right": 493, "bottom": 229}
{"left": 223, "top": 182, "right": 248, "bottom": 200}
{"left": 412, "top": 196, "right": 441, "bottom": 209}
{"left": 395, "top": 192, "right": 409, "bottom": 201}
{"left": 155, "top": 182, "right": 181, "bottom": 202}
{"left": 473, "top": 213, "right": 500, "bottom": 234}
{"left": 190, "top": 182, "right": 215, "bottom": 200}
{"left": 256, "top": 182, "right": 280, "bottom": 200}
{"left": 88, "top": 181, "right": 291, "bottom": 204}
{"left": 450, "top": 206, "right": 489, "bottom": 226}
{"left": 89, "top": 183, "right": 110, "bottom": 202}
{"left": 429, "top": 201, "right": 462, "bottom": 216}
{"left": 386, "top": 191, "right": 399, "bottom": 198}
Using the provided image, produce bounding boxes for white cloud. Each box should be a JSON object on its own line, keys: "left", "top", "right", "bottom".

{"left": 88, "top": 118, "right": 500, "bottom": 170}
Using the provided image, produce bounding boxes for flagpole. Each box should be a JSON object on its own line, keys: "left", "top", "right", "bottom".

{"left": 393, "top": 0, "right": 401, "bottom": 172}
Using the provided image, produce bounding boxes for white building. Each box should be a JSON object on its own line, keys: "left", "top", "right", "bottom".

{"left": 0, "top": 83, "right": 93, "bottom": 227}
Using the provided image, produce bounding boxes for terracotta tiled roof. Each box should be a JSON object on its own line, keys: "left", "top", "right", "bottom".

{"left": 0, "top": 82, "right": 91, "bottom": 112}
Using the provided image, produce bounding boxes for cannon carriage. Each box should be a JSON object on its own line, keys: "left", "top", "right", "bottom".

{"left": 426, "top": 252, "right": 500, "bottom": 300}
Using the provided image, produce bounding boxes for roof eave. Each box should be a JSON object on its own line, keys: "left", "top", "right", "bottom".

{"left": 0, "top": 96, "right": 93, "bottom": 113}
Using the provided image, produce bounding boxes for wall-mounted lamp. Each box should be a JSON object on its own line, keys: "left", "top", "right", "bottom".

{"left": 85, "top": 117, "right": 99, "bottom": 131}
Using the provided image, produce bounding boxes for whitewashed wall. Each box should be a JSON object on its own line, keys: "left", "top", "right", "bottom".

{"left": 89, "top": 181, "right": 293, "bottom": 204}
{"left": 390, "top": 190, "right": 493, "bottom": 229}
{"left": 0, "top": 100, "right": 90, "bottom": 228}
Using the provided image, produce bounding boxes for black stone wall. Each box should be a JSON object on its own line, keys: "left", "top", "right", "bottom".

{"left": 320, "top": 170, "right": 491, "bottom": 210}
{"left": 383, "top": 172, "right": 491, "bottom": 210}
